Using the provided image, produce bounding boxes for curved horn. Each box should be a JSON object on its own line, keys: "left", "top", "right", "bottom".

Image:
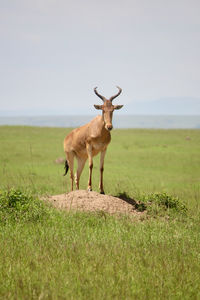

{"left": 109, "top": 86, "right": 122, "bottom": 102}
{"left": 94, "top": 87, "right": 106, "bottom": 102}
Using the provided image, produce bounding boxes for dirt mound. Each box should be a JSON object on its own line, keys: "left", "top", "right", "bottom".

{"left": 45, "top": 190, "right": 144, "bottom": 216}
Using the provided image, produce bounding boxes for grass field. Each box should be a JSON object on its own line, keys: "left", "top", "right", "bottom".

{"left": 0, "top": 126, "right": 200, "bottom": 299}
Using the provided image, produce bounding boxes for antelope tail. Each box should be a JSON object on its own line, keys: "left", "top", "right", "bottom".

{"left": 63, "top": 160, "right": 69, "bottom": 176}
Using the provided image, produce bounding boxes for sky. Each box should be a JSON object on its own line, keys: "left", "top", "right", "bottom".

{"left": 0, "top": 0, "right": 200, "bottom": 115}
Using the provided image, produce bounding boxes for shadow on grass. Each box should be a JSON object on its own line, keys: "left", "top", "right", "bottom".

{"left": 115, "top": 192, "right": 146, "bottom": 212}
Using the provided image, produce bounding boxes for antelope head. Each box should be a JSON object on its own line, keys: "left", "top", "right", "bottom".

{"left": 94, "top": 86, "right": 123, "bottom": 131}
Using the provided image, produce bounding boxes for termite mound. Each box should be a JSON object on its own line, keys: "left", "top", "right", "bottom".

{"left": 44, "top": 190, "right": 145, "bottom": 216}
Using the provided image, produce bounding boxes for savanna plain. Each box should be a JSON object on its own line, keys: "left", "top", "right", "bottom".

{"left": 0, "top": 126, "right": 200, "bottom": 299}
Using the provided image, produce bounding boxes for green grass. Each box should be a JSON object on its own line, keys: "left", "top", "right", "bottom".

{"left": 1, "top": 213, "right": 200, "bottom": 299}
{"left": 0, "top": 125, "right": 200, "bottom": 299}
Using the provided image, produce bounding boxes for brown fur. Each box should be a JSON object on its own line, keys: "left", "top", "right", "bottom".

{"left": 64, "top": 86, "right": 123, "bottom": 194}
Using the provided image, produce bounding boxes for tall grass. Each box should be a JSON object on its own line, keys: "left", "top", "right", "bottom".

{"left": 1, "top": 207, "right": 200, "bottom": 299}
{"left": 0, "top": 126, "right": 200, "bottom": 299}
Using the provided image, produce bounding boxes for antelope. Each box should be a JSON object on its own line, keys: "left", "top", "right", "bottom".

{"left": 63, "top": 86, "right": 123, "bottom": 194}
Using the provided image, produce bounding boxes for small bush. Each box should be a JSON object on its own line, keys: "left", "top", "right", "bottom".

{"left": 140, "top": 192, "right": 187, "bottom": 216}
{"left": 0, "top": 188, "right": 50, "bottom": 223}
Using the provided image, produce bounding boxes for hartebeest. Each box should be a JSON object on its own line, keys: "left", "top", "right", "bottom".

{"left": 63, "top": 86, "right": 123, "bottom": 194}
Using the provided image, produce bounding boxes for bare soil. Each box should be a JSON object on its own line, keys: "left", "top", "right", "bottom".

{"left": 45, "top": 190, "right": 145, "bottom": 216}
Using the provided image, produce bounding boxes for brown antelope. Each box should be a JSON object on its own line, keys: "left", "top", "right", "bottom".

{"left": 63, "top": 86, "right": 123, "bottom": 194}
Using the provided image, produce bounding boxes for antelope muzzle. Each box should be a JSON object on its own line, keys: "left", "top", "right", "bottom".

{"left": 106, "top": 124, "right": 113, "bottom": 131}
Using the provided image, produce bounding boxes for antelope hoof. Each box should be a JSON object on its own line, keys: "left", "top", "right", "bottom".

{"left": 100, "top": 191, "right": 105, "bottom": 195}
{"left": 88, "top": 187, "right": 92, "bottom": 192}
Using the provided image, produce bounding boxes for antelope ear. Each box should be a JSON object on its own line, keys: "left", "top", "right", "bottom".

{"left": 114, "top": 105, "right": 123, "bottom": 110}
{"left": 94, "top": 105, "right": 103, "bottom": 110}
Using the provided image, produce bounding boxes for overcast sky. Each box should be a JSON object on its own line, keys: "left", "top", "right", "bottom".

{"left": 0, "top": 0, "right": 200, "bottom": 115}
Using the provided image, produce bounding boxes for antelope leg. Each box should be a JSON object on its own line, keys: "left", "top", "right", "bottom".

{"left": 86, "top": 144, "right": 93, "bottom": 191}
{"left": 99, "top": 148, "right": 107, "bottom": 194}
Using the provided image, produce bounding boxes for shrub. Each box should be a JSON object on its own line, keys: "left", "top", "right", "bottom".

{"left": 141, "top": 192, "right": 187, "bottom": 216}
{"left": 0, "top": 188, "right": 50, "bottom": 223}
